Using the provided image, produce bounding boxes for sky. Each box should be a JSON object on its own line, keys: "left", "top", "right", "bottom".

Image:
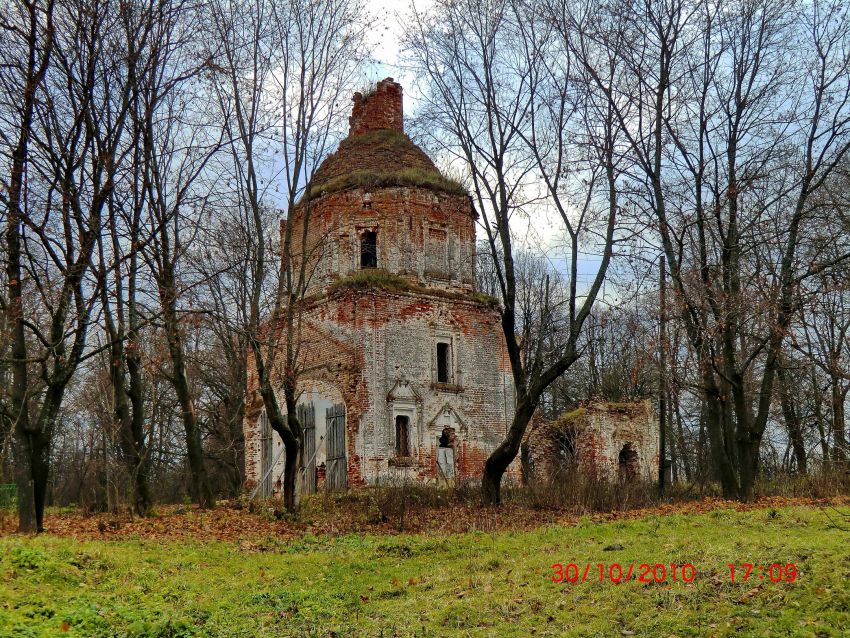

{"left": 360, "top": 1, "right": 600, "bottom": 267}
{"left": 362, "top": 1, "right": 423, "bottom": 91}
{"left": 345, "top": 1, "right": 618, "bottom": 294}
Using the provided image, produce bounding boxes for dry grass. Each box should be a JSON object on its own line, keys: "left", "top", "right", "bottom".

{"left": 327, "top": 269, "right": 500, "bottom": 307}
{"left": 306, "top": 167, "right": 466, "bottom": 200}
{"left": 304, "top": 129, "right": 466, "bottom": 200}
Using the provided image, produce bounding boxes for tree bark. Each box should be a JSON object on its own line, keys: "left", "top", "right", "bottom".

{"left": 830, "top": 380, "right": 847, "bottom": 464}
{"left": 777, "top": 364, "right": 807, "bottom": 474}
{"left": 159, "top": 272, "right": 213, "bottom": 508}
{"left": 482, "top": 398, "right": 537, "bottom": 505}
{"left": 672, "top": 388, "right": 692, "bottom": 482}
{"left": 13, "top": 432, "right": 37, "bottom": 533}
{"left": 703, "top": 383, "right": 738, "bottom": 498}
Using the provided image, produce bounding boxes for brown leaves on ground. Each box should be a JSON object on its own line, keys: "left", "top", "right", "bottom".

{"left": 0, "top": 495, "right": 844, "bottom": 542}
{"left": 0, "top": 504, "right": 299, "bottom": 542}
{"left": 0, "top": 501, "right": 558, "bottom": 541}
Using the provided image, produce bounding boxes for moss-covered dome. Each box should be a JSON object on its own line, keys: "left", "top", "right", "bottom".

{"left": 303, "top": 78, "right": 464, "bottom": 201}
{"left": 305, "top": 130, "right": 464, "bottom": 200}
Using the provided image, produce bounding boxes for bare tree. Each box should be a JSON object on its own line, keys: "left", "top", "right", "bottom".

{"left": 206, "top": 0, "right": 368, "bottom": 510}
{"left": 407, "top": 0, "right": 623, "bottom": 504}
{"left": 185, "top": 210, "right": 256, "bottom": 497}
{"left": 0, "top": 0, "right": 142, "bottom": 530}
{"left": 120, "top": 0, "right": 235, "bottom": 509}
{"left": 92, "top": 0, "right": 167, "bottom": 517}
{"left": 794, "top": 273, "right": 850, "bottom": 466}
{"left": 0, "top": 0, "right": 55, "bottom": 532}
{"left": 559, "top": 0, "right": 850, "bottom": 499}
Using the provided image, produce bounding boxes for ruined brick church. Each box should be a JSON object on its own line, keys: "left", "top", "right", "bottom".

{"left": 243, "top": 78, "right": 659, "bottom": 498}
{"left": 244, "top": 78, "right": 516, "bottom": 496}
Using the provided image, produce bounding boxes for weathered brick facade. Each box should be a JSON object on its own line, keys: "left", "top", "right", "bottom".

{"left": 523, "top": 401, "right": 660, "bottom": 483}
{"left": 244, "top": 78, "right": 515, "bottom": 495}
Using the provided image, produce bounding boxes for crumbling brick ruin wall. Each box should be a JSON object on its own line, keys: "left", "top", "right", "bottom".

{"left": 349, "top": 78, "right": 403, "bottom": 135}
{"left": 317, "top": 288, "right": 512, "bottom": 484}
{"left": 523, "top": 401, "right": 659, "bottom": 483}
{"left": 243, "top": 317, "right": 368, "bottom": 492}
{"left": 290, "top": 186, "right": 477, "bottom": 299}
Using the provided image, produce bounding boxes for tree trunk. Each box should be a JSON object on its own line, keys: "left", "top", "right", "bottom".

{"left": 161, "top": 288, "right": 213, "bottom": 508}
{"left": 128, "top": 348, "right": 151, "bottom": 515}
{"left": 281, "top": 384, "right": 303, "bottom": 512}
{"left": 14, "top": 431, "right": 37, "bottom": 533}
{"left": 107, "top": 329, "right": 151, "bottom": 516}
{"left": 831, "top": 380, "right": 846, "bottom": 464}
{"left": 703, "top": 378, "right": 738, "bottom": 497}
{"left": 736, "top": 434, "right": 761, "bottom": 502}
{"left": 31, "top": 429, "right": 49, "bottom": 530}
{"left": 254, "top": 372, "right": 301, "bottom": 512}
{"left": 482, "top": 398, "right": 536, "bottom": 505}
{"left": 777, "top": 365, "right": 807, "bottom": 474}
{"left": 673, "top": 390, "right": 692, "bottom": 481}
{"left": 697, "top": 399, "right": 708, "bottom": 486}
{"left": 282, "top": 413, "right": 300, "bottom": 511}
{"left": 811, "top": 368, "right": 830, "bottom": 460}
{"left": 667, "top": 393, "right": 678, "bottom": 483}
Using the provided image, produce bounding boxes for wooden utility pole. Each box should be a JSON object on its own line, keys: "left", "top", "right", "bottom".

{"left": 659, "top": 255, "right": 667, "bottom": 495}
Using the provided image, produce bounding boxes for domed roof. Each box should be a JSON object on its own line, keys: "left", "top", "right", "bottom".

{"left": 304, "top": 78, "right": 465, "bottom": 201}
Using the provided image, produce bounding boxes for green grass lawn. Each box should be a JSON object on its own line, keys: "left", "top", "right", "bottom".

{"left": 2, "top": 505, "right": 849, "bottom": 637}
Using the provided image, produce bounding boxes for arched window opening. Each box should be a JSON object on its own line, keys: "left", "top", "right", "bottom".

{"left": 552, "top": 426, "right": 578, "bottom": 478}
{"left": 436, "top": 342, "right": 450, "bottom": 383}
{"left": 395, "top": 415, "right": 410, "bottom": 457}
{"left": 360, "top": 230, "right": 377, "bottom": 269}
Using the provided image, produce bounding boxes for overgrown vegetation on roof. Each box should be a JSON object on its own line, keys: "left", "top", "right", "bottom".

{"left": 469, "top": 291, "right": 500, "bottom": 306}
{"left": 353, "top": 84, "right": 377, "bottom": 101}
{"left": 304, "top": 130, "right": 467, "bottom": 201}
{"left": 306, "top": 167, "right": 466, "bottom": 201}
{"left": 328, "top": 269, "right": 411, "bottom": 294}
{"left": 558, "top": 407, "right": 588, "bottom": 424}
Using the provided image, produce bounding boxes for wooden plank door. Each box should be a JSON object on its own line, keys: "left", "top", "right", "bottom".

{"left": 259, "top": 410, "right": 273, "bottom": 498}
{"left": 325, "top": 403, "right": 347, "bottom": 490}
{"left": 298, "top": 403, "right": 317, "bottom": 494}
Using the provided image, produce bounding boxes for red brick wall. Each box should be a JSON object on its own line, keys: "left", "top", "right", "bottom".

{"left": 243, "top": 285, "right": 517, "bottom": 490}
{"left": 349, "top": 77, "right": 403, "bottom": 135}
{"left": 289, "top": 187, "right": 477, "bottom": 298}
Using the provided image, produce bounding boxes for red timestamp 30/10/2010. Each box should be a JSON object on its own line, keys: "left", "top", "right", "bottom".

{"left": 550, "top": 562, "right": 798, "bottom": 584}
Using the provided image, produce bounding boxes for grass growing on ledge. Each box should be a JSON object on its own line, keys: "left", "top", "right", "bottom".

{"left": 328, "top": 270, "right": 500, "bottom": 308}
{"left": 306, "top": 167, "right": 467, "bottom": 201}
{"left": 469, "top": 290, "right": 500, "bottom": 306}
{"left": 558, "top": 406, "right": 588, "bottom": 423}
{"left": 328, "top": 269, "right": 411, "bottom": 294}
{"left": 1, "top": 504, "right": 848, "bottom": 637}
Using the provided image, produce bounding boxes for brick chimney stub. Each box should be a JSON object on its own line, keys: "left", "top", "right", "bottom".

{"left": 349, "top": 77, "right": 403, "bottom": 136}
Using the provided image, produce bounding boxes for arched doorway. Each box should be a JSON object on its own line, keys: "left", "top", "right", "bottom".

{"left": 618, "top": 443, "right": 638, "bottom": 480}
